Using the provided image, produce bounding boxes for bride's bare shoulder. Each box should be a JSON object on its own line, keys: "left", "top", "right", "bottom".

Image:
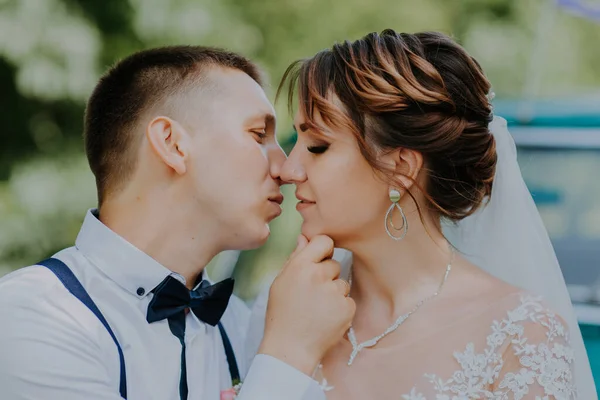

{"left": 438, "top": 255, "right": 556, "bottom": 324}
{"left": 447, "top": 256, "right": 523, "bottom": 300}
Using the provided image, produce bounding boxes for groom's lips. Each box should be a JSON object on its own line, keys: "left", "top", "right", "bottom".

{"left": 268, "top": 194, "right": 284, "bottom": 205}
{"left": 267, "top": 194, "right": 284, "bottom": 218}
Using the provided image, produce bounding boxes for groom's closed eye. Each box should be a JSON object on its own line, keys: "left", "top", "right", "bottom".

{"left": 251, "top": 129, "right": 267, "bottom": 143}
{"left": 247, "top": 112, "right": 275, "bottom": 144}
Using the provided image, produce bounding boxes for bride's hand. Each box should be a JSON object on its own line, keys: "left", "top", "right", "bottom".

{"left": 258, "top": 234, "right": 355, "bottom": 376}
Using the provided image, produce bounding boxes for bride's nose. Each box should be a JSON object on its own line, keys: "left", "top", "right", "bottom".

{"left": 280, "top": 148, "right": 306, "bottom": 184}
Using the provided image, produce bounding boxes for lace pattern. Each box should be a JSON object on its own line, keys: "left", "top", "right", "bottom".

{"left": 401, "top": 295, "right": 577, "bottom": 400}
{"left": 317, "top": 295, "right": 578, "bottom": 400}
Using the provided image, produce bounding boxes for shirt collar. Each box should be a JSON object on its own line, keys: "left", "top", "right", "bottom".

{"left": 75, "top": 209, "right": 207, "bottom": 299}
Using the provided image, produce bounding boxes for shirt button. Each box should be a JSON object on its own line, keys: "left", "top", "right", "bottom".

{"left": 136, "top": 287, "right": 145, "bottom": 296}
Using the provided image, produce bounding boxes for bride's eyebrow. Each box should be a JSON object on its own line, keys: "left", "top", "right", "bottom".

{"left": 292, "top": 122, "right": 309, "bottom": 133}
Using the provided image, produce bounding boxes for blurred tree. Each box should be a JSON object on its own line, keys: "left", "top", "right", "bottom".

{"left": 1, "top": 0, "right": 600, "bottom": 298}
{"left": 0, "top": 0, "right": 134, "bottom": 180}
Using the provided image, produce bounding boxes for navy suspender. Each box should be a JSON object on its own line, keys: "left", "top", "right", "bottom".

{"left": 38, "top": 258, "right": 239, "bottom": 399}
{"left": 38, "top": 258, "right": 128, "bottom": 398}
{"left": 218, "top": 321, "right": 241, "bottom": 384}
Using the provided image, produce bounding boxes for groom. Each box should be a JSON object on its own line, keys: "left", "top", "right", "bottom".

{"left": 0, "top": 46, "right": 354, "bottom": 399}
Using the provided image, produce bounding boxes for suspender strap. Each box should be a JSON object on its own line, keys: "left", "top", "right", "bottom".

{"left": 218, "top": 322, "right": 241, "bottom": 384}
{"left": 38, "top": 258, "right": 128, "bottom": 399}
{"left": 39, "top": 257, "right": 240, "bottom": 396}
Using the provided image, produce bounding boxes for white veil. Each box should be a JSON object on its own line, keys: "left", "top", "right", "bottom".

{"left": 442, "top": 115, "right": 596, "bottom": 398}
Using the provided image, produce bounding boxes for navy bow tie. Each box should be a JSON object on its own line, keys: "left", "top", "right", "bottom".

{"left": 146, "top": 275, "right": 234, "bottom": 326}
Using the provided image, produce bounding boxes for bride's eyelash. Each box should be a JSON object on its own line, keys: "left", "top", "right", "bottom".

{"left": 307, "top": 144, "right": 329, "bottom": 154}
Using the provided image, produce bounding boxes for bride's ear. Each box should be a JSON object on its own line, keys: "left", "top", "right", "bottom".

{"left": 383, "top": 148, "right": 424, "bottom": 191}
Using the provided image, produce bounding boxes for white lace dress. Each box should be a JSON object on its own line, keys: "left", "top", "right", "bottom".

{"left": 313, "top": 292, "right": 577, "bottom": 400}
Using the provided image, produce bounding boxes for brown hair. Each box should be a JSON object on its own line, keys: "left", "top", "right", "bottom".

{"left": 278, "top": 30, "right": 496, "bottom": 222}
{"left": 85, "top": 45, "right": 263, "bottom": 205}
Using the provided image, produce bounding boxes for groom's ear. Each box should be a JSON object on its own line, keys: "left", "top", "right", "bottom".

{"left": 146, "top": 116, "right": 189, "bottom": 175}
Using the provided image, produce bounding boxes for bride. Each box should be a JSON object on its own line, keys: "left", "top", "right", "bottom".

{"left": 260, "top": 29, "right": 596, "bottom": 399}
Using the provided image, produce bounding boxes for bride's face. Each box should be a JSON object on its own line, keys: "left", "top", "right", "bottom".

{"left": 281, "top": 107, "right": 390, "bottom": 245}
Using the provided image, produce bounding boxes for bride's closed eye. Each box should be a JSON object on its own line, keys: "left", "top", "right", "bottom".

{"left": 293, "top": 122, "right": 330, "bottom": 154}
{"left": 307, "top": 144, "right": 329, "bottom": 154}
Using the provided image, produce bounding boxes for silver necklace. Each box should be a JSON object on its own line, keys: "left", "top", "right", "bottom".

{"left": 346, "top": 250, "right": 454, "bottom": 366}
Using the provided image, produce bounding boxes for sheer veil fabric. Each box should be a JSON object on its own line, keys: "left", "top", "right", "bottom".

{"left": 441, "top": 116, "right": 595, "bottom": 397}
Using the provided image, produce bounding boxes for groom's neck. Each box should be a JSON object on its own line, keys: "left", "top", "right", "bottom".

{"left": 99, "top": 199, "right": 222, "bottom": 289}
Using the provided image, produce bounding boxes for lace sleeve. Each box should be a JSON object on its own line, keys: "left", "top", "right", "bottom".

{"left": 492, "top": 296, "right": 578, "bottom": 400}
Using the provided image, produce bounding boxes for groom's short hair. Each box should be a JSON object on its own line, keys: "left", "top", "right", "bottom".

{"left": 84, "top": 46, "right": 263, "bottom": 205}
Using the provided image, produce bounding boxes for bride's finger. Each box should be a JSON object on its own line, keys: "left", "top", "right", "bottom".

{"left": 332, "top": 278, "right": 350, "bottom": 297}
{"left": 289, "top": 234, "right": 309, "bottom": 260}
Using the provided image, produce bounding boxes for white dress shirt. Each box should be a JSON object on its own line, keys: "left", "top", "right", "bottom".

{"left": 0, "top": 209, "right": 325, "bottom": 400}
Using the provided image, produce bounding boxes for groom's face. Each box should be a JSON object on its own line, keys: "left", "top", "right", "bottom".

{"left": 178, "top": 67, "right": 286, "bottom": 249}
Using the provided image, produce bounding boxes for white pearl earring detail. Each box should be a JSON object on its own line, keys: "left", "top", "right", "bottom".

{"left": 385, "top": 189, "right": 408, "bottom": 240}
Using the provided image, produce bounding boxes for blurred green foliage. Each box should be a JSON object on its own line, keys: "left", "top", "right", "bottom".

{"left": 1, "top": 0, "right": 599, "bottom": 300}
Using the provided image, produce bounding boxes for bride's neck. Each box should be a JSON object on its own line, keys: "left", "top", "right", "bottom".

{"left": 347, "top": 216, "right": 452, "bottom": 320}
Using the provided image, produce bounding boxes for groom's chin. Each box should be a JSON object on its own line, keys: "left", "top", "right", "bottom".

{"left": 236, "top": 222, "right": 271, "bottom": 250}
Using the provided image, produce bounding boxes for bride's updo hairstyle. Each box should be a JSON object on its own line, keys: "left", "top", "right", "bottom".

{"left": 279, "top": 30, "right": 496, "bottom": 222}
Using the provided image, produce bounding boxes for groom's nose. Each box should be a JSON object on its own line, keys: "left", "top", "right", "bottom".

{"left": 268, "top": 144, "right": 288, "bottom": 185}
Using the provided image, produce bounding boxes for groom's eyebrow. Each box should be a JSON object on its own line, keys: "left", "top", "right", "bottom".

{"left": 265, "top": 113, "right": 276, "bottom": 132}
{"left": 265, "top": 113, "right": 275, "bottom": 127}
{"left": 246, "top": 112, "right": 275, "bottom": 124}
{"left": 246, "top": 112, "right": 276, "bottom": 132}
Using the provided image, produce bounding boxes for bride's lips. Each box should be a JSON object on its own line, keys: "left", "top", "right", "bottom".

{"left": 295, "top": 193, "right": 315, "bottom": 211}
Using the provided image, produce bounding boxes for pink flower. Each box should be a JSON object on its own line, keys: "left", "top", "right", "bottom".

{"left": 220, "top": 388, "right": 237, "bottom": 400}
